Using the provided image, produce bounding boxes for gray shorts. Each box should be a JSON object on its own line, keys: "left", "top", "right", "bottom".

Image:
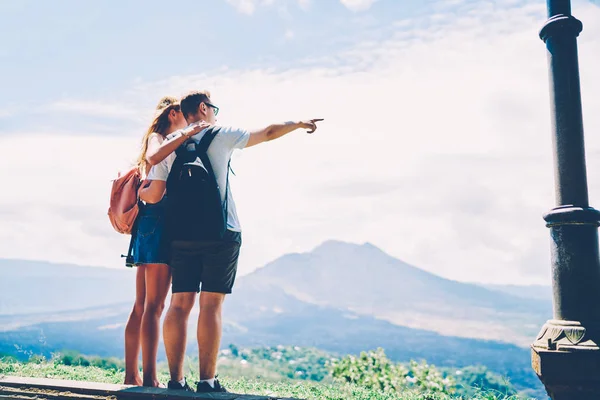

{"left": 169, "top": 230, "right": 242, "bottom": 294}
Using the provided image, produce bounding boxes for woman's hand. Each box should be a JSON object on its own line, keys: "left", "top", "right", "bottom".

{"left": 182, "top": 121, "right": 211, "bottom": 137}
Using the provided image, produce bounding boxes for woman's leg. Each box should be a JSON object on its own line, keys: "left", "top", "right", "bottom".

{"left": 140, "top": 263, "right": 171, "bottom": 387}
{"left": 124, "top": 265, "right": 146, "bottom": 385}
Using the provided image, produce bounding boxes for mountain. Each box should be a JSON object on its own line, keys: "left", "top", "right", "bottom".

{"left": 0, "top": 243, "right": 548, "bottom": 395}
{"left": 0, "top": 290, "right": 541, "bottom": 395}
{"left": 0, "top": 290, "right": 529, "bottom": 371}
{"left": 0, "top": 259, "right": 134, "bottom": 316}
{"left": 238, "top": 240, "right": 551, "bottom": 345}
{"left": 0, "top": 243, "right": 551, "bottom": 345}
{"left": 483, "top": 284, "right": 552, "bottom": 302}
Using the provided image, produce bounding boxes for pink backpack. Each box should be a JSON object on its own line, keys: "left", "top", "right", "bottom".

{"left": 108, "top": 167, "right": 141, "bottom": 234}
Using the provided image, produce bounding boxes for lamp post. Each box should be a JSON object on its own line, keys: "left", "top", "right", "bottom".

{"left": 531, "top": 0, "right": 600, "bottom": 399}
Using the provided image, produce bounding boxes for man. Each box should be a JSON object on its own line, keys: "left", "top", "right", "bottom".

{"left": 145, "top": 90, "right": 322, "bottom": 393}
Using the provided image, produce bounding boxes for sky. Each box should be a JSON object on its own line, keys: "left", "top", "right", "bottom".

{"left": 1, "top": 0, "right": 599, "bottom": 285}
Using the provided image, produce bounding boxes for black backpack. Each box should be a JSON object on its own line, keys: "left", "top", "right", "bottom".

{"left": 165, "top": 127, "right": 228, "bottom": 241}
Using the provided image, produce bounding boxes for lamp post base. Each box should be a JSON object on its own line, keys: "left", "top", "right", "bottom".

{"left": 532, "top": 320, "right": 600, "bottom": 400}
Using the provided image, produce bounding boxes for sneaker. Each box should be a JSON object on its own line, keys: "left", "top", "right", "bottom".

{"left": 196, "top": 378, "right": 228, "bottom": 393}
{"left": 167, "top": 378, "right": 194, "bottom": 392}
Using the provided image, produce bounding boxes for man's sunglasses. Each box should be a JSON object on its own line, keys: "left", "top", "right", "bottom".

{"left": 205, "top": 102, "right": 219, "bottom": 116}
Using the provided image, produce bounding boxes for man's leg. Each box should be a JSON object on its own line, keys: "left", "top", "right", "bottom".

{"left": 164, "top": 241, "right": 203, "bottom": 387}
{"left": 163, "top": 292, "right": 195, "bottom": 382}
{"left": 196, "top": 231, "right": 241, "bottom": 391}
{"left": 197, "top": 292, "right": 226, "bottom": 380}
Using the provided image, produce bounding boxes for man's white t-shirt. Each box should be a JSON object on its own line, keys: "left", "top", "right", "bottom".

{"left": 147, "top": 126, "right": 250, "bottom": 232}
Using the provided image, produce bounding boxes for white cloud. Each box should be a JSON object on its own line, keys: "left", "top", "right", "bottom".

{"left": 0, "top": 109, "right": 14, "bottom": 118}
{"left": 339, "top": 0, "right": 377, "bottom": 12}
{"left": 226, "top": 0, "right": 257, "bottom": 15}
{"left": 297, "top": 0, "right": 310, "bottom": 10}
{"left": 2, "top": 0, "right": 600, "bottom": 286}
{"left": 42, "top": 100, "right": 142, "bottom": 121}
{"left": 284, "top": 29, "right": 295, "bottom": 40}
{"left": 0, "top": 134, "right": 138, "bottom": 267}
{"left": 225, "top": 0, "right": 310, "bottom": 15}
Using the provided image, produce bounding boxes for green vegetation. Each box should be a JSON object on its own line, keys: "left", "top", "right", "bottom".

{"left": 331, "top": 348, "right": 455, "bottom": 394}
{"left": 446, "top": 366, "right": 518, "bottom": 398}
{"left": 219, "top": 344, "right": 333, "bottom": 382}
{"left": 0, "top": 346, "right": 535, "bottom": 400}
{"left": 330, "top": 348, "right": 520, "bottom": 399}
{"left": 54, "top": 350, "right": 125, "bottom": 371}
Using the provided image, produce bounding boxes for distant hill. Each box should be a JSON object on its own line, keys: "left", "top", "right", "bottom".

{"left": 237, "top": 240, "right": 551, "bottom": 345}
{"left": 482, "top": 283, "right": 552, "bottom": 302}
{"left": 0, "top": 259, "right": 134, "bottom": 316}
{"left": 0, "top": 293, "right": 541, "bottom": 395}
{"left": 0, "top": 242, "right": 548, "bottom": 395}
{"left": 0, "top": 243, "right": 552, "bottom": 344}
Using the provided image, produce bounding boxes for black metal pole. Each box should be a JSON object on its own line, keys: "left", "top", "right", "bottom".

{"left": 532, "top": 1, "right": 600, "bottom": 399}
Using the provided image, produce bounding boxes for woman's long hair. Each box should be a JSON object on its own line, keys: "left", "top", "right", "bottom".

{"left": 136, "top": 96, "right": 180, "bottom": 174}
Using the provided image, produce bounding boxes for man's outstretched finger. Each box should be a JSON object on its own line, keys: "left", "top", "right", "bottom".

{"left": 308, "top": 118, "right": 323, "bottom": 133}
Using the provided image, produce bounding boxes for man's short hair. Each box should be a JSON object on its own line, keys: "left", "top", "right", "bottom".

{"left": 180, "top": 90, "right": 211, "bottom": 120}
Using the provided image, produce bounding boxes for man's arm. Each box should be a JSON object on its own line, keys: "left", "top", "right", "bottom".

{"left": 146, "top": 121, "right": 211, "bottom": 166}
{"left": 245, "top": 119, "right": 323, "bottom": 148}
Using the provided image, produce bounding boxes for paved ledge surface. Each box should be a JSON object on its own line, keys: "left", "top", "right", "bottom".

{"left": 0, "top": 376, "right": 302, "bottom": 400}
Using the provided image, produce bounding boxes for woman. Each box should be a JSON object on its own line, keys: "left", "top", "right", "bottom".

{"left": 124, "top": 96, "right": 206, "bottom": 387}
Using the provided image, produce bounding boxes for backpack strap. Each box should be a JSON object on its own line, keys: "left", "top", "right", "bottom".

{"left": 121, "top": 213, "right": 139, "bottom": 267}
{"left": 196, "top": 126, "right": 220, "bottom": 154}
{"left": 195, "top": 127, "right": 230, "bottom": 232}
{"left": 224, "top": 159, "right": 231, "bottom": 222}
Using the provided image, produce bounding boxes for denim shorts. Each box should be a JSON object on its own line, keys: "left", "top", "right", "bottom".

{"left": 132, "top": 198, "right": 169, "bottom": 266}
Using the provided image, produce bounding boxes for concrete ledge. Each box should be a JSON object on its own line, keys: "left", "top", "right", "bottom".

{"left": 0, "top": 376, "right": 301, "bottom": 400}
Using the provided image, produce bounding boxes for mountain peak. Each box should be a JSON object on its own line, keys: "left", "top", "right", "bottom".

{"left": 312, "top": 240, "right": 383, "bottom": 254}
{"left": 309, "top": 240, "right": 395, "bottom": 264}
